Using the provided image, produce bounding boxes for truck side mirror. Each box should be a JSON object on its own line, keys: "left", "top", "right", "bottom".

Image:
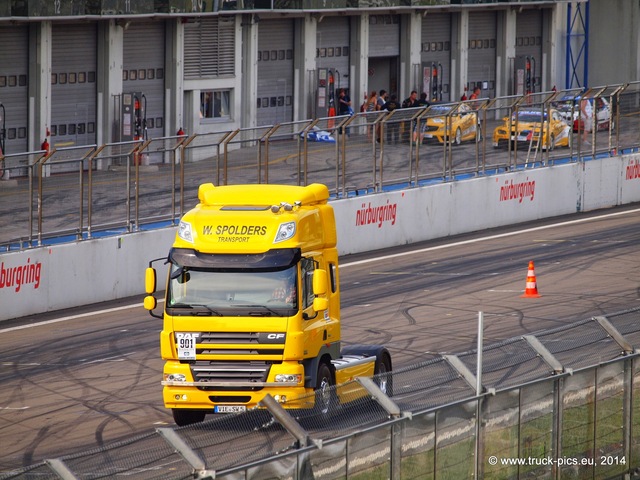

{"left": 312, "top": 269, "right": 328, "bottom": 296}
{"left": 143, "top": 295, "right": 157, "bottom": 311}
{"left": 144, "top": 266, "right": 162, "bottom": 317}
{"left": 145, "top": 267, "right": 157, "bottom": 294}
{"left": 312, "top": 269, "right": 329, "bottom": 312}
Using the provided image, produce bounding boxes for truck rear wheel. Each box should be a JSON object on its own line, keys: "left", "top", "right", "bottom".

{"left": 374, "top": 353, "right": 393, "bottom": 397}
{"left": 314, "top": 362, "right": 335, "bottom": 416}
{"left": 172, "top": 408, "right": 206, "bottom": 426}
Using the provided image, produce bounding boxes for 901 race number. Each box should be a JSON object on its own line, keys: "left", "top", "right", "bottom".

{"left": 176, "top": 332, "right": 199, "bottom": 360}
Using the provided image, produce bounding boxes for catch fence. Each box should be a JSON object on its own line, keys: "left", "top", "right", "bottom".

{"left": 3, "top": 307, "right": 640, "bottom": 480}
{"left": 1, "top": 82, "right": 640, "bottom": 251}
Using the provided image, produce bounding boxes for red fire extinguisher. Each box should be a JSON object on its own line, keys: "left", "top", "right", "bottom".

{"left": 41, "top": 138, "right": 50, "bottom": 154}
{"left": 327, "top": 70, "right": 336, "bottom": 129}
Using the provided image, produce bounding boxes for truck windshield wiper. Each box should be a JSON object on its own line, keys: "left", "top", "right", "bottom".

{"left": 169, "top": 303, "right": 223, "bottom": 316}
{"left": 241, "top": 304, "right": 283, "bottom": 317}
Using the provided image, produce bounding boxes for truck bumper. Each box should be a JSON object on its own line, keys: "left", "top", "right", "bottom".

{"left": 163, "top": 385, "right": 315, "bottom": 410}
{"left": 162, "top": 361, "right": 314, "bottom": 410}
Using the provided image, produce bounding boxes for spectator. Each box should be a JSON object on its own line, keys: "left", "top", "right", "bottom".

{"left": 360, "top": 92, "right": 368, "bottom": 112}
{"left": 580, "top": 97, "right": 593, "bottom": 143}
{"left": 410, "top": 93, "right": 431, "bottom": 144}
{"left": 366, "top": 91, "right": 378, "bottom": 112}
{"left": 402, "top": 90, "right": 419, "bottom": 109}
{"left": 417, "top": 92, "right": 430, "bottom": 108}
{"left": 338, "top": 88, "right": 353, "bottom": 136}
{"left": 469, "top": 86, "right": 481, "bottom": 109}
{"left": 365, "top": 91, "right": 378, "bottom": 139}
{"left": 402, "top": 91, "right": 419, "bottom": 141}
{"left": 338, "top": 88, "right": 352, "bottom": 116}
{"left": 377, "top": 89, "right": 388, "bottom": 111}
{"left": 382, "top": 94, "right": 401, "bottom": 144}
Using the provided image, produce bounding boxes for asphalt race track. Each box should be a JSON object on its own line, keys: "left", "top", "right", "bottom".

{"left": 1, "top": 205, "right": 639, "bottom": 472}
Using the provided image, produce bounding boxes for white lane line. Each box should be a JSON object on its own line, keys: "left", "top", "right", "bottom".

{"left": 0, "top": 299, "right": 164, "bottom": 334}
{"left": 1, "top": 207, "right": 638, "bottom": 334}
{"left": 341, "top": 207, "right": 640, "bottom": 269}
{"left": 83, "top": 352, "right": 136, "bottom": 364}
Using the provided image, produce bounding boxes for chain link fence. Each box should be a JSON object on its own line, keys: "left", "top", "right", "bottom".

{"left": 3, "top": 307, "right": 640, "bottom": 479}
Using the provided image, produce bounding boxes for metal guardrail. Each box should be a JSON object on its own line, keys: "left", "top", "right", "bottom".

{"left": 2, "top": 307, "right": 640, "bottom": 479}
{"left": 1, "top": 82, "right": 640, "bottom": 252}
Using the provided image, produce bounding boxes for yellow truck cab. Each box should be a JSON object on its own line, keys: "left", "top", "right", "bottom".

{"left": 144, "top": 183, "right": 391, "bottom": 425}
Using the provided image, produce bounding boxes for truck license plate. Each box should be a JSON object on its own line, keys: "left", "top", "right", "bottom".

{"left": 215, "top": 405, "right": 246, "bottom": 413}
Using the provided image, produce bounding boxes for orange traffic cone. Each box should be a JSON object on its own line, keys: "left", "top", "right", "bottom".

{"left": 520, "top": 260, "right": 541, "bottom": 298}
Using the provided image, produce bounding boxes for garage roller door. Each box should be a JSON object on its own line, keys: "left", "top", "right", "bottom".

{"left": 316, "top": 16, "right": 350, "bottom": 90}
{"left": 421, "top": 13, "right": 452, "bottom": 102}
{"left": 515, "top": 9, "right": 544, "bottom": 92}
{"left": 467, "top": 11, "right": 497, "bottom": 98}
{"left": 257, "top": 19, "right": 294, "bottom": 127}
{"left": 369, "top": 14, "right": 400, "bottom": 58}
{"left": 123, "top": 21, "right": 166, "bottom": 140}
{"left": 0, "top": 26, "right": 29, "bottom": 155}
{"left": 51, "top": 23, "right": 97, "bottom": 150}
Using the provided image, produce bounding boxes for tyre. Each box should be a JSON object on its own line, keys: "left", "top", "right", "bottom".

{"left": 314, "top": 362, "right": 336, "bottom": 416}
{"left": 548, "top": 134, "right": 555, "bottom": 151}
{"left": 172, "top": 408, "right": 206, "bottom": 426}
{"left": 374, "top": 353, "right": 393, "bottom": 397}
{"left": 454, "top": 128, "right": 462, "bottom": 145}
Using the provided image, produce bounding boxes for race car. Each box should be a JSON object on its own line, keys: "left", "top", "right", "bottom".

{"left": 555, "top": 96, "right": 613, "bottom": 132}
{"left": 415, "top": 103, "right": 480, "bottom": 145}
{"left": 492, "top": 107, "right": 571, "bottom": 150}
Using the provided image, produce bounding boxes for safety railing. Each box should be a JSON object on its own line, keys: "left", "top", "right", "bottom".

{"left": 3, "top": 307, "right": 640, "bottom": 480}
{"left": 1, "top": 82, "right": 640, "bottom": 252}
{"left": 0, "top": 0, "right": 573, "bottom": 18}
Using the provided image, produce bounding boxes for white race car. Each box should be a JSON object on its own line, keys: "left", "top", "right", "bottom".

{"left": 555, "top": 96, "right": 613, "bottom": 132}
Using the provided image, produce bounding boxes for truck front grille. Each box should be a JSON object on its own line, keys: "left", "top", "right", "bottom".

{"left": 191, "top": 360, "right": 273, "bottom": 391}
{"left": 195, "top": 331, "right": 285, "bottom": 356}
{"left": 200, "top": 332, "right": 260, "bottom": 343}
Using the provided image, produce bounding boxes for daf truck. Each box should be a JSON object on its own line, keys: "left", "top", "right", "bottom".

{"left": 144, "top": 183, "right": 392, "bottom": 425}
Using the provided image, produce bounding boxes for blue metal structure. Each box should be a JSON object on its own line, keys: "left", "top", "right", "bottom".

{"left": 565, "top": 1, "right": 589, "bottom": 89}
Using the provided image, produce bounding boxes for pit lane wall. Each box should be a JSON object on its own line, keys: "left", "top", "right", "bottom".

{"left": 1, "top": 154, "right": 639, "bottom": 322}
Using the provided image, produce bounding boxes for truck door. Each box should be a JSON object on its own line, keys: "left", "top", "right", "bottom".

{"left": 301, "top": 256, "right": 339, "bottom": 352}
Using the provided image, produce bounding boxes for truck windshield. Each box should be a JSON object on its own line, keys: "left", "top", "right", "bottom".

{"left": 167, "top": 263, "right": 298, "bottom": 317}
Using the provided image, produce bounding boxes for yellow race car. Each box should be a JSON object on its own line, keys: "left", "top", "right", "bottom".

{"left": 415, "top": 103, "right": 480, "bottom": 145}
{"left": 492, "top": 107, "right": 571, "bottom": 150}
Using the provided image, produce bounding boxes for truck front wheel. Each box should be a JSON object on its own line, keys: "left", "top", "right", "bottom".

{"left": 172, "top": 408, "right": 206, "bottom": 426}
{"left": 314, "top": 362, "right": 335, "bottom": 415}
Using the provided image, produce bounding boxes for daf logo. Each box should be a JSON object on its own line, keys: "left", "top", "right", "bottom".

{"left": 259, "top": 333, "right": 286, "bottom": 344}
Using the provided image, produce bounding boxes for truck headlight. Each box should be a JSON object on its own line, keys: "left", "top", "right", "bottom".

{"left": 178, "top": 221, "right": 194, "bottom": 243}
{"left": 165, "top": 373, "right": 187, "bottom": 382}
{"left": 274, "top": 221, "right": 296, "bottom": 243}
{"left": 275, "top": 374, "right": 301, "bottom": 383}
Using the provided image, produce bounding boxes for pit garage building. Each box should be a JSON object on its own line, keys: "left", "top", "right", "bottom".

{"left": 0, "top": 0, "right": 636, "bottom": 157}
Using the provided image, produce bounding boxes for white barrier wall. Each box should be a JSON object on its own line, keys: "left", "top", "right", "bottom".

{"left": 1, "top": 153, "right": 639, "bottom": 322}
{"left": 334, "top": 161, "right": 585, "bottom": 254}
{"left": 0, "top": 230, "right": 176, "bottom": 322}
